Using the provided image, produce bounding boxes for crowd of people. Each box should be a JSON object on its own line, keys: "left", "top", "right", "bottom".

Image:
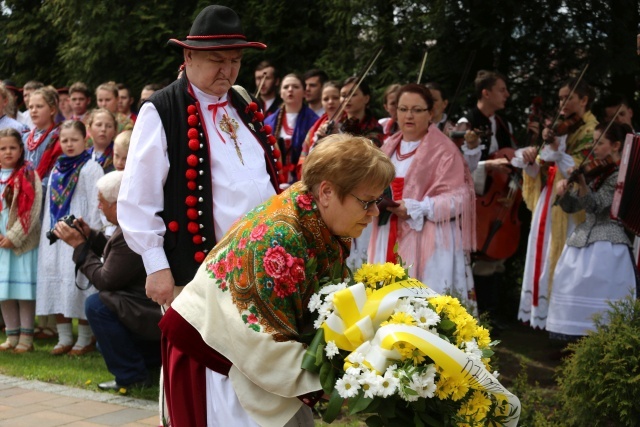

{"left": 0, "top": 4, "right": 639, "bottom": 426}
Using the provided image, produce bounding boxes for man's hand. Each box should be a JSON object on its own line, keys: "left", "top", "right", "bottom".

{"left": 485, "top": 158, "right": 512, "bottom": 174}
{"left": 146, "top": 269, "right": 176, "bottom": 307}
{"left": 464, "top": 130, "right": 480, "bottom": 149}
{"left": 53, "top": 222, "right": 86, "bottom": 248}
{"left": 72, "top": 217, "right": 91, "bottom": 238}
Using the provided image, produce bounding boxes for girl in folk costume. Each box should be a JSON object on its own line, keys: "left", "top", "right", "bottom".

{"left": 94, "top": 82, "right": 133, "bottom": 136}
{"left": 515, "top": 77, "right": 597, "bottom": 329}
{"left": 339, "top": 77, "right": 384, "bottom": 147}
{"left": 264, "top": 74, "right": 319, "bottom": 186}
{"left": 23, "top": 86, "right": 62, "bottom": 190}
{"left": 297, "top": 81, "right": 341, "bottom": 176}
{"left": 36, "top": 120, "right": 104, "bottom": 356}
{"left": 547, "top": 122, "right": 636, "bottom": 340}
{"left": 86, "top": 108, "right": 117, "bottom": 173}
{"left": 378, "top": 83, "right": 401, "bottom": 141}
{"left": 0, "top": 129, "right": 42, "bottom": 353}
{"left": 425, "top": 82, "right": 455, "bottom": 134}
{"left": 368, "top": 84, "right": 477, "bottom": 307}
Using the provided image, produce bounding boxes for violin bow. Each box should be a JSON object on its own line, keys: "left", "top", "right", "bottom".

{"left": 553, "top": 104, "right": 622, "bottom": 205}
{"left": 327, "top": 46, "right": 384, "bottom": 130}
{"left": 254, "top": 72, "right": 267, "bottom": 99}
{"left": 576, "top": 104, "right": 622, "bottom": 170}
{"left": 537, "top": 62, "right": 589, "bottom": 152}
{"left": 444, "top": 49, "right": 476, "bottom": 121}
{"left": 417, "top": 51, "right": 428, "bottom": 84}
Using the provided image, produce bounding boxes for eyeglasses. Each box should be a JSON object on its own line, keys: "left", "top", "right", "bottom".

{"left": 350, "top": 194, "right": 384, "bottom": 210}
{"left": 397, "top": 107, "right": 429, "bottom": 115}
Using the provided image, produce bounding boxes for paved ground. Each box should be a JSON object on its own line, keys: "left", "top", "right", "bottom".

{"left": 0, "top": 374, "right": 160, "bottom": 427}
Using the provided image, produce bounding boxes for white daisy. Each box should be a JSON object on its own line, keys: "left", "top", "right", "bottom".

{"left": 414, "top": 306, "right": 440, "bottom": 329}
{"left": 324, "top": 341, "right": 339, "bottom": 359}
{"left": 380, "top": 371, "right": 400, "bottom": 397}
{"left": 359, "top": 370, "right": 384, "bottom": 399}
{"left": 308, "top": 293, "right": 322, "bottom": 312}
{"left": 463, "top": 339, "right": 483, "bottom": 362}
{"left": 335, "top": 374, "right": 361, "bottom": 398}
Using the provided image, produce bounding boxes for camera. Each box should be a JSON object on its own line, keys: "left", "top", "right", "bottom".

{"left": 46, "top": 214, "right": 77, "bottom": 245}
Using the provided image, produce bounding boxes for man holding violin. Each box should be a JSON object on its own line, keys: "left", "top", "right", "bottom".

{"left": 454, "top": 70, "right": 520, "bottom": 324}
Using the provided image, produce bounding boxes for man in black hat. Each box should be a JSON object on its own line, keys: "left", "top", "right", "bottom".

{"left": 119, "top": 5, "right": 280, "bottom": 309}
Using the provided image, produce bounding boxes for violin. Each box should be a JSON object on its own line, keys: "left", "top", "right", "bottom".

{"left": 553, "top": 155, "right": 618, "bottom": 206}
{"left": 552, "top": 113, "right": 585, "bottom": 137}
{"left": 577, "top": 154, "right": 617, "bottom": 183}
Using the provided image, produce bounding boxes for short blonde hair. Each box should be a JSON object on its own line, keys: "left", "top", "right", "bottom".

{"left": 30, "top": 86, "right": 59, "bottom": 112}
{"left": 86, "top": 108, "right": 117, "bottom": 128}
{"left": 114, "top": 130, "right": 132, "bottom": 151}
{"left": 302, "top": 134, "right": 394, "bottom": 200}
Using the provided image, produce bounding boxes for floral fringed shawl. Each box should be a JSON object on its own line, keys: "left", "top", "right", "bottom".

{"left": 171, "top": 182, "right": 350, "bottom": 426}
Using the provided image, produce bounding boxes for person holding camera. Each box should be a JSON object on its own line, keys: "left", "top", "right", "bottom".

{"left": 36, "top": 120, "right": 103, "bottom": 356}
{"left": 54, "top": 171, "right": 162, "bottom": 391}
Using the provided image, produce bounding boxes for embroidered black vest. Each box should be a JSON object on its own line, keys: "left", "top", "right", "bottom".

{"left": 464, "top": 106, "right": 515, "bottom": 160}
{"left": 149, "top": 74, "right": 279, "bottom": 286}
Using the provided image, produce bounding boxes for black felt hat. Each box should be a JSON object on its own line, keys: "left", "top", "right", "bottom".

{"left": 168, "top": 5, "right": 266, "bottom": 51}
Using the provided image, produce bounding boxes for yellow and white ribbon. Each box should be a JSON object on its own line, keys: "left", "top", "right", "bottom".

{"left": 321, "top": 280, "right": 520, "bottom": 426}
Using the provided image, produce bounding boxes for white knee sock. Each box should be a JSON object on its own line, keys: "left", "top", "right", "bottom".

{"left": 56, "top": 323, "right": 74, "bottom": 346}
{"left": 75, "top": 324, "right": 94, "bottom": 348}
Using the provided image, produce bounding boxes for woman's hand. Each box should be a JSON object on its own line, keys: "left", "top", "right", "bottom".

{"left": 556, "top": 179, "right": 569, "bottom": 197}
{"left": 388, "top": 200, "right": 409, "bottom": 220}
{"left": 521, "top": 146, "right": 538, "bottom": 165}
{"left": 0, "top": 235, "right": 15, "bottom": 249}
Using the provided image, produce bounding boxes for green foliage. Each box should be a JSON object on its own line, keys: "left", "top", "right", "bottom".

{"left": 556, "top": 296, "right": 640, "bottom": 427}
{"left": 509, "top": 363, "right": 563, "bottom": 426}
{"left": 1, "top": 0, "right": 639, "bottom": 128}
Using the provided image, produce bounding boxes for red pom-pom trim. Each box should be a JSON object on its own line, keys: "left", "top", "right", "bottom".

{"left": 187, "top": 154, "right": 198, "bottom": 167}
{"left": 247, "top": 102, "right": 258, "bottom": 112}
{"left": 187, "top": 222, "right": 199, "bottom": 234}
{"left": 167, "top": 221, "right": 179, "bottom": 232}
{"left": 186, "top": 196, "right": 198, "bottom": 207}
{"left": 194, "top": 251, "right": 206, "bottom": 263}
{"left": 187, "top": 105, "right": 197, "bottom": 115}
{"left": 188, "top": 128, "right": 199, "bottom": 139}
{"left": 252, "top": 111, "right": 264, "bottom": 122}
{"left": 275, "top": 161, "right": 282, "bottom": 170}
{"left": 260, "top": 124, "right": 272, "bottom": 134}
{"left": 187, "top": 181, "right": 197, "bottom": 191}
{"left": 272, "top": 149, "right": 281, "bottom": 158}
{"left": 267, "top": 135, "right": 277, "bottom": 145}
{"left": 187, "top": 208, "right": 199, "bottom": 220}
{"left": 185, "top": 169, "right": 197, "bottom": 180}
{"left": 192, "top": 235, "right": 203, "bottom": 245}
{"left": 188, "top": 139, "right": 200, "bottom": 151}
{"left": 187, "top": 114, "right": 199, "bottom": 127}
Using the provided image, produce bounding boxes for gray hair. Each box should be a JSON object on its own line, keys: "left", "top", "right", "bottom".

{"left": 97, "top": 171, "right": 123, "bottom": 204}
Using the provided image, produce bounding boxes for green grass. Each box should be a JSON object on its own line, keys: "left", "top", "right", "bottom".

{"left": 0, "top": 332, "right": 160, "bottom": 401}
{"left": 1, "top": 321, "right": 564, "bottom": 425}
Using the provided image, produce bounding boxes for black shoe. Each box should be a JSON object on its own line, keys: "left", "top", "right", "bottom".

{"left": 98, "top": 378, "right": 151, "bottom": 392}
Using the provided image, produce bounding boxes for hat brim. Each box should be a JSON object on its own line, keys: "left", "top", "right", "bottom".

{"left": 168, "top": 38, "right": 266, "bottom": 51}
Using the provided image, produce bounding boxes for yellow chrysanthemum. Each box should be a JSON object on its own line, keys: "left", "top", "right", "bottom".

{"left": 474, "top": 326, "right": 491, "bottom": 348}
{"left": 449, "top": 378, "right": 470, "bottom": 401}
{"left": 388, "top": 311, "right": 416, "bottom": 326}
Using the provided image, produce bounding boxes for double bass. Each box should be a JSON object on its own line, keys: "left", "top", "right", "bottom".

{"left": 475, "top": 148, "right": 523, "bottom": 260}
